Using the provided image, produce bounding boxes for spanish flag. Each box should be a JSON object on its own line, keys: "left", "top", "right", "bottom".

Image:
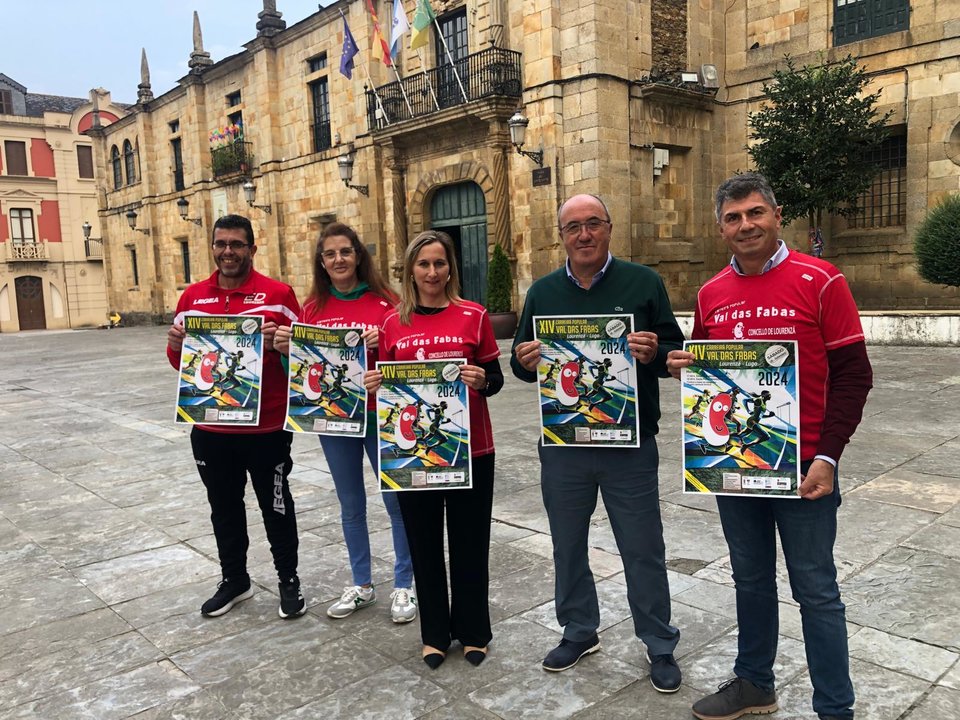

{"left": 366, "top": 0, "right": 393, "bottom": 66}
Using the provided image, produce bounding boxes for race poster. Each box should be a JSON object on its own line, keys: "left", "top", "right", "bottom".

{"left": 285, "top": 323, "right": 367, "bottom": 437}
{"left": 376, "top": 359, "right": 471, "bottom": 492}
{"left": 533, "top": 314, "right": 640, "bottom": 447}
{"left": 681, "top": 340, "right": 800, "bottom": 497}
{"left": 176, "top": 314, "right": 263, "bottom": 426}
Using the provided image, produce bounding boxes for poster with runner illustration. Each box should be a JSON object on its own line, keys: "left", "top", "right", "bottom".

{"left": 533, "top": 314, "right": 639, "bottom": 447}
{"left": 681, "top": 340, "right": 800, "bottom": 497}
{"left": 376, "top": 359, "right": 471, "bottom": 492}
{"left": 176, "top": 313, "right": 263, "bottom": 426}
{"left": 285, "top": 323, "right": 366, "bottom": 436}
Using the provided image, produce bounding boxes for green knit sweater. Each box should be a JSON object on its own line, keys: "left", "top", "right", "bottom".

{"left": 510, "top": 258, "right": 683, "bottom": 437}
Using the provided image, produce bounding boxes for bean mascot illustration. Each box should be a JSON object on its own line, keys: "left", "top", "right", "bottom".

{"left": 702, "top": 392, "right": 732, "bottom": 446}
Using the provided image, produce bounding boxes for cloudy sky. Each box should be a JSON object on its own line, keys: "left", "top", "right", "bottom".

{"left": 4, "top": 1, "right": 331, "bottom": 102}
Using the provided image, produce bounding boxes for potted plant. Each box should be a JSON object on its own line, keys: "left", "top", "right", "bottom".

{"left": 486, "top": 243, "right": 518, "bottom": 339}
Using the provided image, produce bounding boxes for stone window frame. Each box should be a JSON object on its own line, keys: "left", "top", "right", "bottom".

{"left": 123, "top": 139, "right": 138, "bottom": 186}
{"left": 111, "top": 145, "right": 122, "bottom": 189}
{"left": 833, "top": 0, "right": 909, "bottom": 46}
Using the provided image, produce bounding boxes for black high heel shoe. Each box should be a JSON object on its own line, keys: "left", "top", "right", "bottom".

{"left": 464, "top": 646, "right": 488, "bottom": 666}
{"left": 422, "top": 646, "right": 446, "bottom": 670}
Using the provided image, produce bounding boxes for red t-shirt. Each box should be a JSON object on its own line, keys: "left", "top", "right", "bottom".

{"left": 167, "top": 269, "right": 301, "bottom": 434}
{"left": 692, "top": 250, "right": 865, "bottom": 460}
{"left": 299, "top": 292, "right": 395, "bottom": 410}
{"left": 380, "top": 301, "right": 500, "bottom": 457}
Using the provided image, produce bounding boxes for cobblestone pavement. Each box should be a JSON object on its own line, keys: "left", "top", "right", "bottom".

{"left": 1, "top": 327, "right": 958, "bottom": 719}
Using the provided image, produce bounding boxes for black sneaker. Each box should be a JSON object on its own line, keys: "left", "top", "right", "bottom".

{"left": 645, "top": 651, "right": 682, "bottom": 693}
{"left": 201, "top": 577, "right": 253, "bottom": 617}
{"left": 278, "top": 577, "right": 306, "bottom": 619}
{"left": 541, "top": 634, "right": 601, "bottom": 672}
{"left": 692, "top": 677, "right": 778, "bottom": 720}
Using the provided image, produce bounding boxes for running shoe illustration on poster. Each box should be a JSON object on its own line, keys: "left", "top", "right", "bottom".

{"left": 376, "top": 359, "right": 471, "bottom": 492}
{"left": 533, "top": 314, "right": 640, "bottom": 447}
{"left": 285, "top": 323, "right": 367, "bottom": 437}
{"left": 680, "top": 340, "right": 800, "bottom": 497}
{"left": 176, "top": 313, "right": 264, "bottom": 426}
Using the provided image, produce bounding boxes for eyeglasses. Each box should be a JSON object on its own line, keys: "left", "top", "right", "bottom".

{"left": 321, "top": 247, "right": 355, "bottom": 261}
{"left": 212, "top": 240, "right": 252, "bottom": 251}
{"left": 559, "top": 218, "right": 610, "bottom": 238}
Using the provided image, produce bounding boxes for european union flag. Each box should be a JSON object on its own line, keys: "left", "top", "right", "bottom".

{"left": 340, "top": 15, "right": 359, "bottom": 79}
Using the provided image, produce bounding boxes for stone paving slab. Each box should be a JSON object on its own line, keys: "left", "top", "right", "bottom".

{"left": 0, "top": 328, "right": 957, "bottom": 718}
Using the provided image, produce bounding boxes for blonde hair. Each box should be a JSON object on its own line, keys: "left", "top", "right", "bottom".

{"left": 398, "top": 230, "right": 462, "bottom": 325}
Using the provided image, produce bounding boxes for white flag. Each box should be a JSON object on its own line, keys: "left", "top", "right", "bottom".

{"left": 390, "top": 0, "right": 410, "bottom": 61}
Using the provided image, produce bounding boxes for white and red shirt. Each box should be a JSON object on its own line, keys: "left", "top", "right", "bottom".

{"left": 299, "top": 292, "right": 395, "bottom": 410}
{"left": 380, "top": 301, "right": 500, "bottom": 457}
{"left": 167, "top": 268, "right": 300, "bottom": 434}
{"left": 693, "top": 249, "right": 865, "bottom": 461}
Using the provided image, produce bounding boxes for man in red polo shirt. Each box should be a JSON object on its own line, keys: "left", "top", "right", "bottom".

{"left": 668, "top": 173, "right": 872, "bottom": 720}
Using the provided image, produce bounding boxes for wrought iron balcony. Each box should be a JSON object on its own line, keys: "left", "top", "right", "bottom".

{"left": 366, "top": 46, "right": 522, "bottom": 129}
{"left": 210, "top": 141, "right": 254, "bottom": 178}
{"left": 6, "top": 241, "right": 47, "bottom": 262}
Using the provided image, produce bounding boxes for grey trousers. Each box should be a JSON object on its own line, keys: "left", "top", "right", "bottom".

{"left": 538, "top": 436, "right": 680, "bottom": 655}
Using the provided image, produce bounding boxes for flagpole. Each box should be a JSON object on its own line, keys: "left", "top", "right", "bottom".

{"left": 415, "top": 48, "right": 441, "bottom": 111}
{"left": 388, "top": 0, "right": 417, "bottom": 119}
{"left": 391, "top": 64, "right": 416, "bottom": 120}
{"left": 431, "top": 16, "right": 468, "bottom": 103}
{"left": 340, "top": 8, "right": 392, "bottom": 126}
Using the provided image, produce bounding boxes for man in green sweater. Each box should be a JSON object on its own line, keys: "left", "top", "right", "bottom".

{"left": 511, "top": 194, "right": 684, "bottom": 693}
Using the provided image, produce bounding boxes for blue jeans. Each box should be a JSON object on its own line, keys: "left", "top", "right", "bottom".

{"left": 319, "top": 426, "right": 413, "bottom": 589}
{"left": 715, "top": 461, "right": 853, "bottom": 719}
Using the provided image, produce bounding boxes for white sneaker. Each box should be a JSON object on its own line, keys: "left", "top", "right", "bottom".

{"left": 326, "top": 585, "right": 376, "bottom": 619}
{"left": 390, "top": 587, "right": 417, "bottom": 623}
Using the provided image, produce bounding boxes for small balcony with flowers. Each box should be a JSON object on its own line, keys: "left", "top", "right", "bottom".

{"left": 209, "top": 123, "right": 254, "bottom": 179}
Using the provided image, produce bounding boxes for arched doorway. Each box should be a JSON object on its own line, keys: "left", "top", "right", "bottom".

{"left": 15, "top": 276, "right": 46, "bottom": 330}
{"left": 430, "top": 182, "right": 487, "bottom": 304}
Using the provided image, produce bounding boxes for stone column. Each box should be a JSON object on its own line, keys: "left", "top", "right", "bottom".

{"left": 490, "top": 142, "right": 511, "bottom": 253}
{"left": 385, "top": 151, "right": 408, "bottom": 282}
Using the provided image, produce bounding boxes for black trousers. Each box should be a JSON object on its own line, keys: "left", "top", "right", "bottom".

{"left": 190, "top": 428, "right": 299, "bottom": 581}
{"left": 397, "top": 453, "right": 495, "bottom": 651}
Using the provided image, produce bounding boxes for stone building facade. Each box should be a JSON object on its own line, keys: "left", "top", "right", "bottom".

{"left": 90, "top": 0, "right": 959, "bottom": 321}
{"left": 0, "top": 76, "right": 125, "bottom": 331}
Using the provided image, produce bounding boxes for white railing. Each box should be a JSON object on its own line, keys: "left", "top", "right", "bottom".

{"left": 6, "top": 241, "right": 47, "bottom": 261}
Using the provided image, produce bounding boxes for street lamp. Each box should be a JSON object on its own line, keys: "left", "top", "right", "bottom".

{"left": 176, "top": 197, "right": 203, "bottom": 226}
{"left": 242, "top": 180, "right": 273, "bottom": 214}
{"left": 337, "top": 152, "right": 369, "bottom": 196}
{"left": 125, "top": 209, "right": 151, "bottom": 235}
{"left": 508, "top": 111, "right": 544, "bottom": 167}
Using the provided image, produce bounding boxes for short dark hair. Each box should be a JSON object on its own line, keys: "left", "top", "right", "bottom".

{"left": 213, "top": 214, "right": 254, "bottom": 245}
{"left": 714, "top": 172, "right": 778, "bottom": 221}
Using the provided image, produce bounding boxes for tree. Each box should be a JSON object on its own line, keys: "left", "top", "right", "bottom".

{"left": 914, "top": 194, "right": 960, "bottom": 288}
{"left": 747, "top": 55, "right": 892, "bottom": 239}
{"left": 486, "top": 243, "right": 513, "bottom": 313}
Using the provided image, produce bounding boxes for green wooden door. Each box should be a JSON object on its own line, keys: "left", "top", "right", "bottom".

{"left": 430, "top": 182, "right": 487, "bottom": 304}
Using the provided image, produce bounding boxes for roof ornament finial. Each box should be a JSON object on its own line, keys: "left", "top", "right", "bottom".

{"left": 188, "top": 11, "right": 213, "bottom": 73}
{"left": 90, "top": 89, "right": 101, "bottom": 129}
{"left": 256, "top": 0, "right": 286, "bottom": 38}
{"left": 137, "top": 48, "right": 155, "bottom": 103}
